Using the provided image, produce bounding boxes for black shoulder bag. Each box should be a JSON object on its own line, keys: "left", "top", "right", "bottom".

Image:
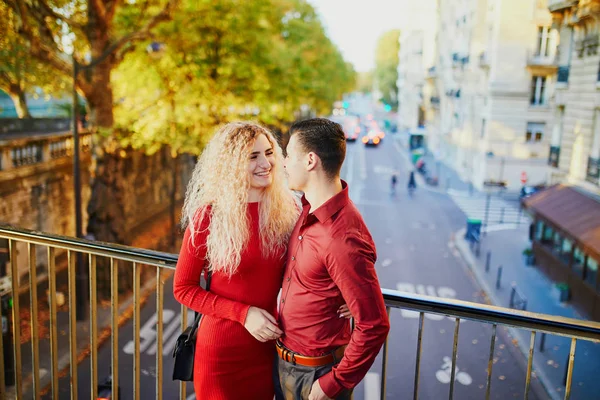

{"left": 172, "top": 270, "right": 212, "bottom": 381}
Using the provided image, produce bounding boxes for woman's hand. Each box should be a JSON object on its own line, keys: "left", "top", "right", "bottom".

{"left": 338, "top": 304, "right": 353, "bottom": 319}
{"left": 243, "top": 306, "right": 283, "bottom": 342}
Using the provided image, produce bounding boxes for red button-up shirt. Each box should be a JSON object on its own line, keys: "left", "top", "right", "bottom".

{"left": 279, "top": 180, "right": 390, "bottom": 398}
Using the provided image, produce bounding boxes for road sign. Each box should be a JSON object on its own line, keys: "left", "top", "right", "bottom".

{"left": 520, "top": 171, "right": 528, "bottom": 184}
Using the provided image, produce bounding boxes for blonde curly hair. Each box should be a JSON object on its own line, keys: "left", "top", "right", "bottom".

{"left": 181, "top": 122, "right": 299, "bottom": 276}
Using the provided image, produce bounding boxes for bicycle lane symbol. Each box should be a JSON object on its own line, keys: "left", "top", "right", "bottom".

{"left": 435, "top": 356, "right": 473, "bottom": 386}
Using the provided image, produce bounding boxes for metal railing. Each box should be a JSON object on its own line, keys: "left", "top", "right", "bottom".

{"left": 0, "top": 224, "right": 599, "bottom": 400}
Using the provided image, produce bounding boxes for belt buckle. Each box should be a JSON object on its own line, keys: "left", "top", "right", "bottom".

{"left": 280, "top": 345, "right": 296, "bottom": 365}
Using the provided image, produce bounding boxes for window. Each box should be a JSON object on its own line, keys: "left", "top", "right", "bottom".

{"left": 560, "top": 239, "right": 573, "bottom": 263}
{"left": 542, "top": 225, "right": 554, "bottom": 244}
{"left": 552, "top": 232, "right": 563, "bottom": 254}
{"left": 536, "top": 26, "right": 551, "bottom": 56}
{"left": 530, "top": 76, "right": 547, "bottom": 105}
{"left": 535, "top": 221, "right": 544, "bottom": 241}
{"left": 591, "top": 109, "right": 600, "bottom": 160}
{"left": 573, "top": 248, "right": 585, "bottom": 277}
{"left": 481, "top": 119, "right": 486, "bottom": 138}
{"left": 526, "top": 122, "right": 545, "bottom": 142}
{"left": 586, "top": 257, "right": 598, "bottom": 288}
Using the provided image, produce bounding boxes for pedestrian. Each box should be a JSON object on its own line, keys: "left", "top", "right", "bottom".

{"left": 408, "top": 170, "right": 417, "bottom": 192}
{"left": 173, "top": 122, "right": 351, "bottom": 400}
{"left": 173, "top": 122, "right": 299, "bottom": 399}
{"left": 391, "top": 173, "right": 398, "bottom": 193}
{"left": 277, "top": 118, "right": 390, "bottom": 400}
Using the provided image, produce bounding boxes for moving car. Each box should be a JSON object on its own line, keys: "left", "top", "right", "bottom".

{"left": 362, "top": 131, "right": 381, "bottom": 147}
{"left": 345, "top": 125, "right": 361, "bottom": 142}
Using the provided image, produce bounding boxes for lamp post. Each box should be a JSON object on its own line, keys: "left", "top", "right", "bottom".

{"left": 71, "top": 50, "right": 115, "bottom": 321}
{"left": 72, "top": 54, "right": 88, "bottom": 321}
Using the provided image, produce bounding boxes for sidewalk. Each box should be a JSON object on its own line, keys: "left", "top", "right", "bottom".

{"left": 454, "top": 224, "right": 600, "bottom": 400}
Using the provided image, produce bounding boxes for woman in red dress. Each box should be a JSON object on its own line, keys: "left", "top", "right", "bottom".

{"left": 173, "top": 122, "right": 299, "bottom": 399}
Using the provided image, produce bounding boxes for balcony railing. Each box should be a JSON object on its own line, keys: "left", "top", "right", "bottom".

{"left": 586, "top": 156, "right": 600, "bottom": 184}
{"left": 0, "top": 118, "right": 71, "bottom": 135}
{"left": 557, "top": 66, "right": 570, "bottom": 84}
{"left": 548, "top": 0, "right": 577, "bottom": 13}
{"left": 526, "top": 50, "right": 558, "bottom": 68}
{"left": 0, "top": 131, "right": 91, "bottom": 172}
{"left": 549, "top": 146, "right": 560, "bottom": 168}
{"left": 0, "top": 224, "right": 599, "bottom": 399}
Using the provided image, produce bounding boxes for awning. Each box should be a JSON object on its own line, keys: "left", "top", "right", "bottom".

{"left": 522, "top": 184, "right": 600, "bottom": 260}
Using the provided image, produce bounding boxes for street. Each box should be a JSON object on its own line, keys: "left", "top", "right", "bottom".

{"left": 48, "top": 133, "right": 547, "bottom": 399}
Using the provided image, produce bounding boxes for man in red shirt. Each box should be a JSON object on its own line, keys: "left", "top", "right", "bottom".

{"left": 276, "top": 118, "right": 390, "bottom": 400}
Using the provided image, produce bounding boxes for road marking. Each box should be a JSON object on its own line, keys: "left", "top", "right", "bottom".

{"left": 396, "top": 283, "right": 457, "bottom": 320}
{"left": 359, "top": 141, "right": 367, "bottom": 180}
{"left": 435, "top": 356, "right": 473, "bottom": 385}
{"left": 123, "top": 309, "right": 195, "bottom": 356}
{"left": 373, "top": 165, "right": 396, "bottom": 175}
{"left": 381, "top": 259, "right": 392, "bottom": 267}
{"left": 365, "top": 372, "right": 381, "bottom": 400}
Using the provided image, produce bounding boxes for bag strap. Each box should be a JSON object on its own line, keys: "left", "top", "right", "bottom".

{"left": 184, "top": 268, "right": 212, "bottom": 344}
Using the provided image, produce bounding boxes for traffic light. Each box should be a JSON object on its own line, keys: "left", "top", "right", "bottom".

{"left": 342, "top": 101, "right": 349, "bottom": 109}
{"left": 384, "top": 104, "right": 392, "bottom": 112}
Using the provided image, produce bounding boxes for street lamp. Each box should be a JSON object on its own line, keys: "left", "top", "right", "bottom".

{"left": 71, "top": 50, "right": 115, "bottom": 321}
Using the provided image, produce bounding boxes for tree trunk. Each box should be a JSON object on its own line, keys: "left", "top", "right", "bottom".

{"left": 83, "top": 61, "right": 127, "bottom": 246}
{"left": 8, "top": 85, "right": 31, "bottom": 119}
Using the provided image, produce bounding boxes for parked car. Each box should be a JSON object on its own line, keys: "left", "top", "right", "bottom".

{"left": 520, "top": 184, "right": 546, "bottom": 200}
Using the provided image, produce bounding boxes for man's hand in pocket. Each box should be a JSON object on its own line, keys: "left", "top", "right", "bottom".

{"left": 308, "top": 379, "right": 332, "bottom": 400}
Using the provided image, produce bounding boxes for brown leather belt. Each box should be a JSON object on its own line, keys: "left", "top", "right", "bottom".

{"left": 276, "top": 340, "right": 346, "bottom": 367}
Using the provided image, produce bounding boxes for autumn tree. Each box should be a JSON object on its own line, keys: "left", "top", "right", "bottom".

{"left": 375, "top": 29, "right": 400, "bottom": 110}
{"left": 0, "top": 2, "right": 69, "bottom": 118}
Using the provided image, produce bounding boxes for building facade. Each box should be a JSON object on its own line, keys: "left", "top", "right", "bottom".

{"left": 548, "top": 0, "right": 600, "bottom": 195}
{"left": 396, "top": 0, "right": 438, "bottom": 138}
{"left": 429, "top": 0, "right": 556, "bottom": 190}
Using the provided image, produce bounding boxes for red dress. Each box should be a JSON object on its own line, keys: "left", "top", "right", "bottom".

{"left": 173, "top": 203, "right": 285, "bottom": 400}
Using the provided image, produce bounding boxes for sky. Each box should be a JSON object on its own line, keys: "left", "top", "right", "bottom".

{"left": 306, "top": 0, "right": 410, "bottom": 72}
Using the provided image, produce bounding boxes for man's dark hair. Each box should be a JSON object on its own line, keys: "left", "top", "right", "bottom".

{"left": 289, "top": 118, "right": 346, "bottom": 179}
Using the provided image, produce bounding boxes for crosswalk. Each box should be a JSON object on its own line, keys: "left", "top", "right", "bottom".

{"left": 448, "top": 189, "right": 530, "bottom": 226}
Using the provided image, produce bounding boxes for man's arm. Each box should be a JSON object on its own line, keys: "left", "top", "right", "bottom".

{"left": 317, "top": 231, "right": 391, "bottom": 398}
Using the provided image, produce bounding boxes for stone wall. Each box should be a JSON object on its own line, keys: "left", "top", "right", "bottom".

{"left": 0, "top": 132, "right": 195, "bottom": 283}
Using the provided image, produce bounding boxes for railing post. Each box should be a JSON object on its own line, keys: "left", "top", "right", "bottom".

{"left": 485, "top": 251, "right": 491, "bottom": 273}
{"left": 483, "top": 194, "right": 491, "bottom": 236}
{"left": 539, "top": 332, "right": 546, "bottom": 353}
{"left": 380, "top": 307, "right": 391, "bottom": 400}
{"left": 510, "top": 285, "right": 516, "bottom": 308}
{"left": 496, "top": 266, "right": 502, "bottom": 289}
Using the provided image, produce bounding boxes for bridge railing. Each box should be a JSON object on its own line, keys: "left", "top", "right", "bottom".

{"left": 0, "top": 224, "right": 599, "bottom": 400}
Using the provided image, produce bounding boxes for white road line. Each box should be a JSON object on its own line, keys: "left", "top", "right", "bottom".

{"left": 365, "top": 372, "right": 381, "bottom": 400}
{"left": 347, "top": 144, "right": 357, "bottom": 200}
{"left": 359, "top": 142, "right": 367, "bottom": 180}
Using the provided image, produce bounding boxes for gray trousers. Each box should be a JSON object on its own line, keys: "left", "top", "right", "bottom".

{"left": 273, "top": 355, "right": 352, "bottom": 400}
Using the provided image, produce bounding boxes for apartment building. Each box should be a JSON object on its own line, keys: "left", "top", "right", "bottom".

{"left": 547, "top": 0, "right": 600, "bottom": 193}
{"left": 430, "top": 0, "right": 556, "bottom": 190}
{"left": 396, "top": 0, "right": 438, "bottom": 141}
